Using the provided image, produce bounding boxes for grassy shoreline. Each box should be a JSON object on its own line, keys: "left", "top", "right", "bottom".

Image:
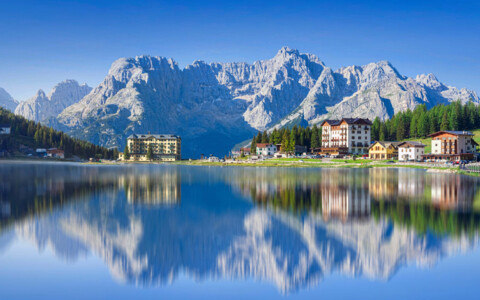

{"left": 1, "top": 157, "right": 472, "bottom": 175}
{"left": 170, "top": 158, "right": 459, "bottom": 172}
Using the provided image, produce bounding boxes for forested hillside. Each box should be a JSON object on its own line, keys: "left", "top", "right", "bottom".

{"left": 0, "top": 108, "right": 118, "bottom": 159}
{"left": 248, "top": 100, "right": 480, "bottom": 153}
{"left": 371, "top": 100, "right": 480, "bottom": 141}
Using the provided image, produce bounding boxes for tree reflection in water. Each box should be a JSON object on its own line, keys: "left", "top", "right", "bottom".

{"left": 1, "top": 163, "right": 480, "bottom": 294}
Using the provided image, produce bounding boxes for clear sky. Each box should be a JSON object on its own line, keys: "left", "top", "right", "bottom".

{"left": 0, "top": 0, "right": 479, "bottom": 100}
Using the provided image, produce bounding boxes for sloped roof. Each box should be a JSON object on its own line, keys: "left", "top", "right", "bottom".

{"left": 127, "top": 134, "right": 180, "bottom": 140}
{"left": 256, "top": 143, "right": 275, "bottom": 148}
{"left": 321, "top": 118, "right": 372, "bottom": 126}
{"left": 369, "top": 141, "right": 402, "bottom": 149}
{"left": 397, "top": 141, "right": 426, "bottom": 148}
{"left": 428, "top": 131, "right": 474, "bottom": 137}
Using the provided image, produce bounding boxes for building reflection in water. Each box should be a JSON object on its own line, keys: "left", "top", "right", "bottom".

{"left": 119, "top": 171, "right": 181, "bottom": 206}
{"left": 2, "top": 164, "right": 480, "bottom": 295}
{"left": 241, "top": 168, "right": 480, "bottom": 225}
{"left": 430, "top": 173, "right": 477, "bottom": 211}
{"left": 321, "top": 169, "right": 370, "bottom": 222}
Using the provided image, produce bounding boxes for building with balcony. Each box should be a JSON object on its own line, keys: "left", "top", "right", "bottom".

{"left": 423, "top": 131, "right": 477, "bottom": 161}
{"left": 120, "top": 134, "right": 181, "bottom": 161}
{"left": 320, "top": 118, "right": 372, "bottom": 155}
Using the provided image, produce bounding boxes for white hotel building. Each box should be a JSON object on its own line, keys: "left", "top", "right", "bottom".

{"left": 320, "top": 118, "right": 372, "bottom": 155}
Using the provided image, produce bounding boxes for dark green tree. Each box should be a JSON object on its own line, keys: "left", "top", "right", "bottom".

{"left": 261, "top": 130, "right": 268, "bottom": 143}
{"left": 250, "top": 135, "right": 257, "bottom": 155}
{"left": 311, "top": 125, "right": 320, "bottom": 149}
{"left": 146, "top": 143, "right": 153, "bottom": 161}
{"left": 124, "top": 144, "right": 130, "bottom": 160}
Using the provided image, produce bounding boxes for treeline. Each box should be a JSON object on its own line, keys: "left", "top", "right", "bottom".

{"left": 372, "top": 100, "right": 480, "bottom": 141}
{"left": 0, "top": 107, "right": 118, "bottom": 159}
{"left": 250, "top": 125, "right": 322, "bottom": 153}
{"left": 248, "top": 100, "right": 480, "bottom": 153}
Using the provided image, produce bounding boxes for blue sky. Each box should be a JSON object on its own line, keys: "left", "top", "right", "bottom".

{"left": 0, "top": 0, "right": 479, "bottom": 100}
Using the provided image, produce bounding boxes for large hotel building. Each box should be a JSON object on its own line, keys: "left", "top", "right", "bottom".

{"left": 120, "top": 133, "right": 181, "bottom": 161}
{"left": 320, "top": 118, "right": 372, "bottom": 155}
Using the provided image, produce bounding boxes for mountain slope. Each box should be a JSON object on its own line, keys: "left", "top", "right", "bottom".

{"left": 0, "top": 87, "right": 18, "bottom": 112}
{"left": 53, "top": 56, "right": 254, "bottom": 158}
{"left": 48, "top": 48, "right": 478, "bottom": 157}
{"left": 15, "top": 80, "right": 92, "bottom": 122}
{"left": 275, "top": 61, "right": 479, "bottom": 129}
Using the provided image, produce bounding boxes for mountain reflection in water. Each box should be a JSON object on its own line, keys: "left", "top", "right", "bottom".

{"left": 1, "top": 162, "right": 480, "bottom": 294}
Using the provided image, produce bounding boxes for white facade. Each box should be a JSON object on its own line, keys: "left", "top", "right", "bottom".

{"left": 321, "top": 119, "right": 372, "bottom": 154}
{"left": 256, "top": 144, "right": 277, "bottom": 156}
{"left": 398, "top": 144, "right": 425, "bottom": 161}
{"left": 431, "top": 131, "right": 477, "bottom": 155}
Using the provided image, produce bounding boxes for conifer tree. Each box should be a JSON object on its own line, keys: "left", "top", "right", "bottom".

{"left": 289, "top": 127, "right": 297, "bottom": 152}
{"left": 311, "top": 125, "right": 320, "bottom": 149}
{"left": 379, "top": 123, "right": 387, "bottom": 141}
{"left": 255, "top": 132, "right": 262, "bottom": 143}
{"left": 281, "top": 130, "right": 290, "bottom": 153}
{"left": 371, "top": 117, "right": 381, "bottom": 141}
{"left": 261, "top": 130, "right": 268, "bottom": 143}
{"left": 440, "top": 111, "right": 449, "bottom": 131}
{"left": 396, "top": 116, "right": 406, "bottom": 140}
{"left": 146, "top": 143, "right": 153, "bottom": 161}
{"left": 124, "top": 144, "right": 130, "bottom": 160}
{"left": 250, "top": 135, "right": 257, "bottom": 155}
{"left": 410, "top": 116, "right": 417, "bottom": 138}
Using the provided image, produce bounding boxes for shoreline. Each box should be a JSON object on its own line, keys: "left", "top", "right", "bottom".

{"left": 2, "top": 157, "right": 478, "bottom": 176}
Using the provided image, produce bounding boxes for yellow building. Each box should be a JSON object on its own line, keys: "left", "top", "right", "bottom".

{"left": 119, "top": 134, "right": 181, "bottom": 161}
{"left": 368, "top": 141, "right": 401, "bottom": 160}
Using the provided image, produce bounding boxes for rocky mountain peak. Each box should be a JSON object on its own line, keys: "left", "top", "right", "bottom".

{"left": 0, "top": 87, "right": 18, "bottom": 112}
{"left": 40, "top": 48, "right": 480, "bottom": 157}
{"left": 415, "top": 73, "right": 443, "bottom": 90}
{"left": 15, "top": 81, "right": 92, "bottom": 123}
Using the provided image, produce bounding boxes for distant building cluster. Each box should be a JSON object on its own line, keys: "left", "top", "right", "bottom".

{"left": 119, "top": 134, "right": 181, "bottom": 161}
{"left": 36, "top": 148, "right": 65, "bottom": 159}
{"left": 234, "top": 117, "right": 478, "bottom": 163}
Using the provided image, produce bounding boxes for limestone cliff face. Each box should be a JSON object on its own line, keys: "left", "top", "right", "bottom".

{"left": 0, "top": 87, "right": 18, "bottom": 112}
{"left": 275, "top": 61, "right": 479, "bottom": 129}
{"left": 14, "top": 80, "right": 92, "bottom": 122}
{"left": 46, "top": 48, "right": 478, "bottom": 157}
{"left": 54, "top": 56, "right": 254, "bottom": 157}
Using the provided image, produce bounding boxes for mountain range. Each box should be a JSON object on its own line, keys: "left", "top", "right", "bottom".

{"left": 14, "top": 80, "right": 92, "bottom": 123}
{"left": 2, "top": 47, "right": 479, "bottom": 157}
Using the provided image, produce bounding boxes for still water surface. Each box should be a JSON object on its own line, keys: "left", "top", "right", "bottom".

{"left": 1, "top": 162, "right": 480, "bottom": 299}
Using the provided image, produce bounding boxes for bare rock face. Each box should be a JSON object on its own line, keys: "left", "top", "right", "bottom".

{"left": 0, "top": 87, "right": 18, "bottom": 112}
{"left": 15, "top": 80, "right": 92, "bottom": 122}
{"left": 275, "top": 60, "right": 479, "bottom": 129}
{"left": 47, "top": 48, "right": 478, "bottom": 157}
{"left": 54, "top": 56, "right": 254, "bottom": 158}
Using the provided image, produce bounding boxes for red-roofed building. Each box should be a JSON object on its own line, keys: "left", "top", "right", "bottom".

{"left": 46, "top": 148, "right": 65, "bottom": 159}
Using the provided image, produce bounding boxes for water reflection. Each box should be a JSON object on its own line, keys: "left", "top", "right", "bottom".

{"left": 1, "top": 163, "right": 480, "bottom": 295}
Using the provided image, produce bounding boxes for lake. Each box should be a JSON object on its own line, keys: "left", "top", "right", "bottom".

{"left": 1, "top": 161, "right": 480, "bottom": 299}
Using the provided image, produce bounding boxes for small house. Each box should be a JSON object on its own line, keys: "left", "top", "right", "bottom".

{"left": 397, "top": 141, "right": 426, "bottom": 161}
{"left": 46, "top": 148, "right": 65, "bottom": 159}
{"left": 368, "top": 141, "right": 402, "bottom": 160}
{"left": 256, "top": 143, "right": 277, "bottom": 156}
{"left": 0, "top": 124, "right": 11, "bottom": 135}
